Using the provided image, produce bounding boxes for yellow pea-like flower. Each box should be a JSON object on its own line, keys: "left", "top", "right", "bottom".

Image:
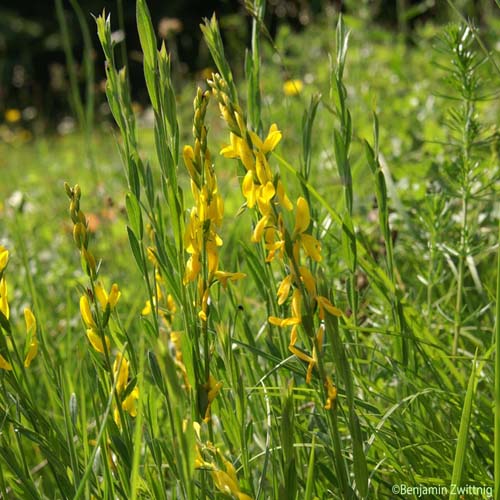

{"left": 276, "top": 274, "right": 292, "bottom": 305}
{"left": 95, "top": 282, "right": 121, "bottom": 311}
{"left": 0, "top": 246, "right": 9, "bottom": 272}
{"left": 79, "top": 295, "right": 95, "bottom": 328}
{"left": 0, "top": 277, "right": 9, "bottom": 320}
{"left": 294, "top": 197, "right": 311, "bottom": 235}
{"left": 213, "top": 271, "right": 246, "bottom": 289}
{"left": 122, "top": 386, "right": 139, "bottom": 417}
{"left": 113, "top": 353, "right": 129, "bottom": 394}
{"left": 86, "top": 328, "right": 110, "bottom": 354}
{"left": 316, "top": 295, "right": 343, "bottom": 320}
{"left": 23, "top": 308, "right": 38, "bottom": 368}
{"left": 251, "top": 215, "right": 269, "bottom": 243}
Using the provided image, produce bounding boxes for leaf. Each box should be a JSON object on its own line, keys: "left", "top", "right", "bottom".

{"left": 126, "top": 192, "right": 144, "bottom": 240}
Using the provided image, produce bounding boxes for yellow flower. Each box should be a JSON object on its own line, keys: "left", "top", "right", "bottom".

{"left": 0, "top": 246, "right": 9, "bottom": 272}
{"left": 251, "top": 215, "right": 269, "bottom": 243}
{"left": 214, "top": 271, "right": 246, "bottom": 289}
{"left": 86, "top": 328, "right": 110, "bottom": 354}
{"left": 5, "top": 109, "right": 21, "bottom": 123}
{"left": 0, "top": 354, "right": 12, "bottom": 371}
{"left": 0, "top": 277, "right": 9, "bottom": 320}
{"left": 293, "top": 198, "right": 322, "bottom": 262}
{"left": 324, "top": 376, "right": 337, "bottom": 410}
{"left": 203, "top": 375, "right": 222, "bottom": 422}
{"left": 276, "top": 275, "right": 292, "bottom": 305}
{"left": 283, "top": 79, "right": 303, "bottom": 96}
{"left": 250, "top": 123, "right": 282, "bottom": 154}
{"left": 95, "top": 282, "right": 121, "bottom": 310}
{"left": 294, "top": 197, "right": 311, "bottom": 235}
{"left": 122, "top": 386, "right": 139, "bottom": 417}
{"left": 23, "top": 308, "right": 38, "bottom": 368}
{"left": 211, "top": 456, "right": 253, "bottom": 500}
{"left": 316, "top": 295, "right": 342, "bottom": 320}
{"left": 79, "top": 295, "right": 95, "bottom": 328}
{"left": 113, "top": 353, "right": 129, "bottom": 394}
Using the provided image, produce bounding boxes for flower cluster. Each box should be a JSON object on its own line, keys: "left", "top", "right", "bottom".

{"left": 65, "top": 183, "right": 138, "bottom": 425}
{"left": 192, "top": 422, "right": 252, "bottom": 500}
{"left": 211, "top": 74, "right": 341, "bottom": 398}
{"left": 0, "top": 245, "right": 38, "bottom": 371}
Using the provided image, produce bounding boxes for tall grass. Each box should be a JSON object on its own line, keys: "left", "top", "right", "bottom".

{"left": 0, "top": 1, "right": 498, "bottom": 499}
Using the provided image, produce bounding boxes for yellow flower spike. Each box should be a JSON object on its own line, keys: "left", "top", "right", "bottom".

{"left": 79, "top": 295, "right": 95, "bottom": 328}
{"left": 294, "top": 197, "right": 311, "bottom": 235}
{"left": 0, "top": 354, "right": 12, "bottom": 371}
{"left": 251, "top": 215, "right": 269, "bottom": 243}
{"left": 276, "top": 180, "right": 293, "bottom": 211}
{"left": 283, "top": 79, "right": 304, "bottom": 96}
{"left": 86, "top": 328, "right": 110, "bottom": 354}
{"left": 113, "top": 353, "right": 129, "bottom": 394}
{"left": 0, "top": 277, "right": 9, "bottom": 320}
{"left": 0, "top": 246, "right": 9, "bottom": 272}
{"left": 276, "top": 275, "right": 292, "bottom": 305}
{"left": 214, "top": 271, "right": 246, "bottom": 289}
{"left": 122, "top": 385, "right": 139, "bottom": 417}
{"left": 23, "top": 308, "right": 38, "bottom": 368}
{"left": 316, "top": 296, "right": 342, "bottom": 320}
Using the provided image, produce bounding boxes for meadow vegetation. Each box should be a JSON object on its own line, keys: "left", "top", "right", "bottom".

{"left": 0, "top": 1, "right": 499, "bottom": 498}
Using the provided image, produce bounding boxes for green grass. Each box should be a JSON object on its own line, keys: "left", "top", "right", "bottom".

{"left": 0, "top": 3, "right": 498, "bottom": 499}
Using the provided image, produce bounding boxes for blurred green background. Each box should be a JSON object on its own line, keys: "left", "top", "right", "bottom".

{"left": 1, "top": 0, "right": 498, "bottom": 135}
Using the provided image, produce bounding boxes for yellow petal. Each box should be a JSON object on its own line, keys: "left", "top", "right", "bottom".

{"left": 316, "top": 295, "right": 342, "bottom": 319}
{"left": 113, "top": 353, "right": 129, "bottom": 394}
{"left": 242, "top": 170, "right": 256, "bottom": 208}
{"left": 299, "top": 266, "right": 316, "bottom": 296}
{"left": 122, "top": 386, "right": 139, "bottom": 417}
{"left": 0, "top": 277, "right": 9, "bottom": 320}
{"left": 262, "top": 123, "right": 282, "bottom": 153}
{"left": 0, "top": 246, "right": 9, "bottom": 272}
{"left": 108, "top": 284, "right": 121, "bottom": 309}
{"left": 86, "top": 328, "right": 110, "bottom": 354}
{"left": 291, "top": 289, "right": 302, "bottom": 321}
{"left": 300, "top": 234, "right": 322, "bottom": 262}
{"left": 277, "top": 180, "right": 293, "bottom": 211}
{"left": 251, "top": 215, "right": 269, "bottom": 243}
{"left": 0, "top": 354, "right": 12, "bottom": 371}
{"left": 141, "top": 299, "right": 152, "bottom": 316}
{"left": 276, "top": 275, "right": 292, "bottom": 305}
{"left": 283, "top": 79, "right": 303, "bottom": 96}
{"left": 294, "top": 197, "right": 310, "bottom": 234}
{"left": 80, "top": 295, "right": 95, "bottom": 328}
{"left": 24, "top": 308, "right": 36, "bottom": 336}
{"left": 24, "top": 338, "right": 38, "bottom": 368}
{"left": 94, "top": 282, "right": 108, "bottom": 310}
